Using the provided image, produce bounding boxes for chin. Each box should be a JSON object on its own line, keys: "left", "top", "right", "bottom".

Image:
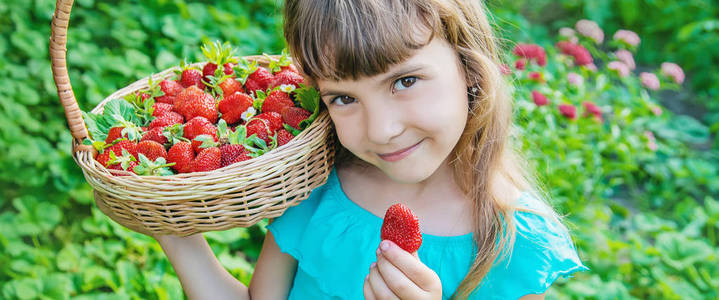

{"left": 373, "top": 158, "right": 441, "bottom": 184}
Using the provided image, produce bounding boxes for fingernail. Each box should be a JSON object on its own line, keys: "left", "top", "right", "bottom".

{"left": 376, "top": 248, "right": 381, "bottom": 256}
{"left": 370, "top": 262, "right": 376, "bottom": 269}
{"left": 380, "top": 240, "right": 390, "bottom": 251}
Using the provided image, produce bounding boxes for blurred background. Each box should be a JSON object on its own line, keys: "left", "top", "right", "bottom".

{"left": 0, "top": 0, "right": 717, "bottom": 299}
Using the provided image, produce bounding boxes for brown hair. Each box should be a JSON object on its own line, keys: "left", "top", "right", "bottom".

{"left": 284, "top": 0, "right": 560, "bottom": 298}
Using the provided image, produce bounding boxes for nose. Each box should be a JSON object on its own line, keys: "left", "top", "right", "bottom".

{"left": 364, "top": 96, "right": 405, "bottom": 145}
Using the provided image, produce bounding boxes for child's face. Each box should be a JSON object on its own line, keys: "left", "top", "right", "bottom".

{"left": 317, "top": 38, "right": 469, "bottom": 183}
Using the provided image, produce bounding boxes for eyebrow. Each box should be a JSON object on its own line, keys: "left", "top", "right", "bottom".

{"left": 319, "top": 63, "right": 428, "bottom": 98}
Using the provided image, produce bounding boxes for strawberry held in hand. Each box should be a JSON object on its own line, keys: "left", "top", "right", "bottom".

{"left": 380, "top": 203, "right": 423, "bottom": 253}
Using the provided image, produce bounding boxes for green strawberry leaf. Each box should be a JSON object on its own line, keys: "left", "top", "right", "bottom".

{"left": 283, "top": 123, "right": 302, "bottom": 136}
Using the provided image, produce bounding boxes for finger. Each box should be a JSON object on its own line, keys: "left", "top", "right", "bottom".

{"left": 376, "top": 251, "right": 425, "bottom": 299}
{"left": 363, "top": 273, "right": 377, "bottom": 300}
{"left": 378, "top": 240, "right": 441, "bottom": 292}
{"left": 367, "top": 262, "right": 400, "bottom": 300}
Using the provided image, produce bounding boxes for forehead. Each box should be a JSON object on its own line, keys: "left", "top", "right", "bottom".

{"left": 316, "top": 37, "right": 456, "bottom": 91}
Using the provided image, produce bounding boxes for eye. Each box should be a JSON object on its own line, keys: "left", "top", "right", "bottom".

{"left": 392, "top": 76, "right": 417, "bottom": 92}
{"left": 329, "top": 95, "right": 356, "bottom": 106}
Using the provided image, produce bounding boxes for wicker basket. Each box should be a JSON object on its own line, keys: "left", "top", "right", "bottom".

{"left": 49, "top": 0, "right": 335, "bottom": 236}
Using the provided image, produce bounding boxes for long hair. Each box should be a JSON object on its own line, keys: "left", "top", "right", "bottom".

{"left": 283, "top": 1, "right": 561, "bottom": 298}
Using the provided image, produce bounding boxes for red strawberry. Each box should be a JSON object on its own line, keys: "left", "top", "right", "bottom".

{"left": 276, "top": 129, "right": 294, "bottom": 146}
{"left": 256, "top": 112, "right": 283, "bottom": 132}
{"left": 174, "top": 86, "right": 218, "bottom": 123}
{"left": 183, "top": 117, "right": 214, "bottom": 140}
{"left": 218, "top": 92, "right": 254, "bottom": 124}
{"left": 167, "top": 142, "right": 195, "bottom": 173}
{"left": 136, "top": 140, "right": 168, "bottom": 162}
{"left": 281, "top": 107, "right": 311, "bottom": 129}
{"left": 220, "top": 144, "right": 251, "bottom": 167}
{"left": 149, "top": 111, "right": 184, "bottom": 130}
{"left": 105, "top": 126, "right": 126, "bottom": 144}
{"left": 380, "top": 203, "right": 422, "bottom": 253}
{"left": 218, "top": 77, "right": 244, "bottom": 97}
{"left": 152, "top": 102, "right": 174, "bottom": 117}
{"left": 190, "top": 147, "right": 221, "bottom": 172}
{"left": 141, "top": 126, "right": 169, "bottom": 145}
{"left": 261, "top": 90, "right": 294, "bottom": 114}
{"left": 156, "top": 80, "right": 184, "bottom": 104}
{"left": 179, "top": 68, "right": 203, "bottom": 89}
{"left": 244, "top": 67, "right": 273, "bottom": 96}
{"left": 202, "top": 62, "right": 234, "bottom": 82}
{"left": 108, "top": 160, "right": 138, "bottom": 173}
{"left": 112, "top": 140, "right": 138, "bottom": 159}
{"left": 279, "top": 64, "right": 298, "bottom": 74}
{"left": 191, "top": 130, "right": 218, "bottom": 153}
{"left": 270, "top": 70, "right": 304, "bottom": 89}
{"left": 246, "top": 119, "right": 272, "bottom": 144}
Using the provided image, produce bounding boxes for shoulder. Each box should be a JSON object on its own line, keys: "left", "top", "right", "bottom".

{"left": 478, "top": 192, "right": 589, "bottom": 298}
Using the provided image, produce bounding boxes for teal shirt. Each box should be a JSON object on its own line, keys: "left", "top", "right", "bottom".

{"left": 267, "top": 168, "right": 589, "bottom": 299}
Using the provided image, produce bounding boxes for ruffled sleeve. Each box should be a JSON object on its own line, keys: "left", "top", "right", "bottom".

{"left": 476, "top": 194, "right": 589, "bottom": 299}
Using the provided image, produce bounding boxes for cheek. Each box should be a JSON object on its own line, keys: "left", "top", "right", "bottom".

{"left": 329, "top": 112, "right": 363, "bottom": 151}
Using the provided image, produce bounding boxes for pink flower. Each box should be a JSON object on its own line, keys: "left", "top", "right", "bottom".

{"left": 614, "top": 49, "right": 636, "bottom": 70}
{"left": 512, "top": 43, "right": 547, "bottom": 67}
{"left": 640, "top": 72, "right": 660, "bottom": 90}
{"left": 575, "top": 19, "right": 604, "bottom": 44}
{"left": 644, "top": 131, "right": 658, "bottom": 151}
{"left": 586, "top": 63, "right": 598, "bottom": 72}
{"left": 499, "top": 63, "right": 512, "bottom": 75}
{"left": 559, "top": 27, "right": 578, "bottom": 44}
{"left": 651, "top": 106, "right": 663, "bottom": 116}
{"left": 661, "top": 62, "right": 685, "bottom": 84}
{"left": 567, "top": 72, "right": 583, "bottom": 86}
{"left": 515, "top": 59, "right": 526, "bottom": 70}
{"left": 582, "top": 101, "right": 603, "bottom": 121}
{"left": 556, "top": 41, "right": 594, "bottom": 66}
{"left": 559, "top": 104, "right": 577, "bottom": 119}
{"left": 608, "top": 61, "right": 630, "bottom": 77}
{"left": 613, "top": 29, "right": 641, "bottom": 47}
{"left": 529, "top": 71, "right": 544, "bottom": 82}
{"left": 531, "top": 90, "right": 549, "bottom": 106}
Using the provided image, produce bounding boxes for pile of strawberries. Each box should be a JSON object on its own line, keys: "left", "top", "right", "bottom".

{"left": 84, "top": 42, "right": 319, "bottom": 176}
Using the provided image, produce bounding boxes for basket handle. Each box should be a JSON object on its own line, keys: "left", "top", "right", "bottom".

{"left": 50, "top": 0, "right": 88, "bottom": 141}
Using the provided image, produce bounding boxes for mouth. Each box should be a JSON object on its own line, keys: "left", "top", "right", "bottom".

{"left": 377, "top": 139, "right": 424, "bottom": 162}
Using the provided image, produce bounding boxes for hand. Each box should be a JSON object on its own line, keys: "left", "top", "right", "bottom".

{"left": 363, "top": 240, "right": 442, "bottom": 300}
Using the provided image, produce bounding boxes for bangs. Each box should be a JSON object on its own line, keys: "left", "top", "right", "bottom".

{"left": 284, "top": 0, "right": 442, "bottom": 81}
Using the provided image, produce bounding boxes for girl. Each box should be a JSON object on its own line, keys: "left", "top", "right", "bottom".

{"left": 107, "top": 0, "right": 589, "bottom": 299}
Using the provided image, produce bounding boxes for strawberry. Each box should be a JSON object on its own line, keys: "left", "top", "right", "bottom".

{"left": 190, "top": 147, "right": 221, "bottom": 172}
{"left": 245, "top": 67, "right": 273, "bottom": 96}
{"left": 276, "top": 129, "right": 294, "bottom": 146}
{"left": 219, "top": 92, "right": 254, "bottom": 124}
{"left": 167, "top": 142, "right": 195, "bottom": 173}
{"left": 380, "top": 203, "right": 423, "bottom": 253}
{"left": 149, "top": 111, "right": 184, "bottom": 130}
{"left": 112, "top": 140, "right": 138, "bottom": 159}
{"left": 183, "top": 117, "right": 215, "bottom": 140}
{"left": 155, "top": 79, "right": 184, "bottom": 104}
{"left": 246, "top": 119, "right": 272, "bottom": 145}
{"left": 281, "top": 107, "right": 311, "bottom": 129}
{"left": 256, "top": 112, "right": 283, "bottom": 132}
{"left": 152, "top": 102, "right": 174, "bottom": 117}
{"left": 191, "top": 131, "right": 218, "bottom": 153}
{"left": 179, "top": 68, "right": 203, "bottom": 89}
{"left": 279, "top": 64, "right": 298, "bottom": 74}
{"left": 220, "top": 144, "right": 251, "bottom": 167}
{"left": 105, "top": 126, "right": 126, "bottom": 144}
{"left": 141, "top": 126, "right": 169, "bottom": 145}
{"left": 203, "top": 62, "right": 234, "bottom": 82}
{"left": 261, "top": 90, "right": 294, "bottom": 114}
{"left": 174, "top": 86, "right": 218, "bottom": 123}
{"left": 218, "top": 77, "right": 244, "bottom": 97}
{"left": 136, "top": 140, "right": 168, "bottom": 162}
{"left": 270, "top": 70, "right": 304, "bottom": 89}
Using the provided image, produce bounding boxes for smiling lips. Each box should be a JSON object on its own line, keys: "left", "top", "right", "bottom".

{"left": 377, "top": 139, "right": 424, "bottom": 162}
